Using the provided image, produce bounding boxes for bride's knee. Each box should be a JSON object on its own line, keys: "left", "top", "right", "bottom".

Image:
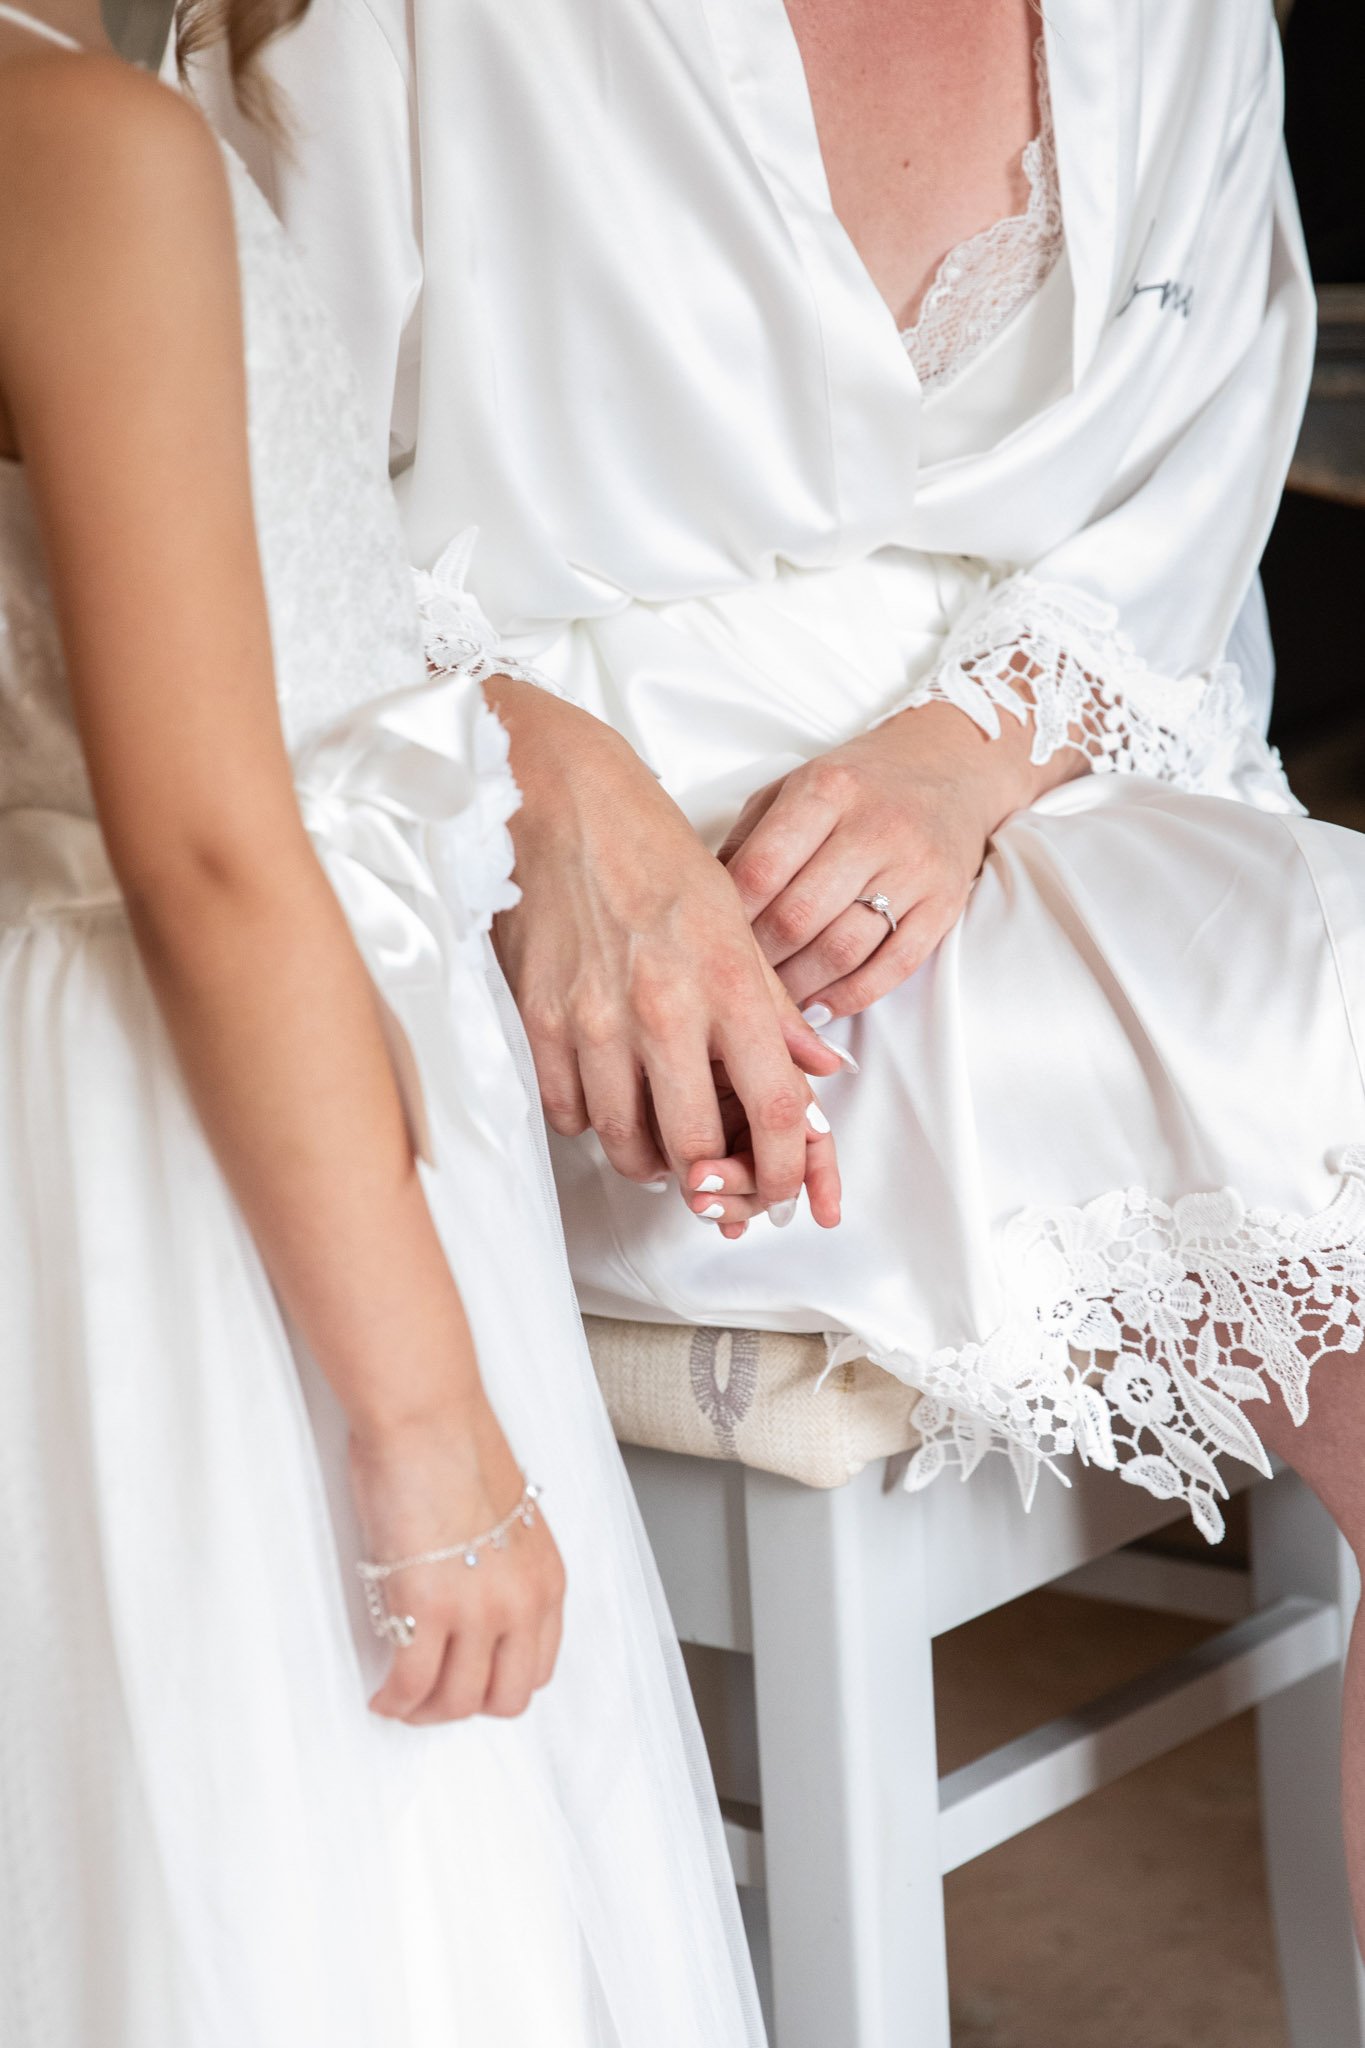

{"left": 1257, "top": 1356, "right": 1365, "bottom": 1562}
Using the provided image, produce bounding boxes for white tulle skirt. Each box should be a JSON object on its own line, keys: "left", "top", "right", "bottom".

{"left": 0, "top": 869, "right": 762, "bottom": 2046}
{"left": 548, "top": 548, "right": 1365, "bottom": 1541}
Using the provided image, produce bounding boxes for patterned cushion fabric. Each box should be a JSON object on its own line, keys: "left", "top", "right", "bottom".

{"left": 584, "top": 1316, "right": 924, "bottom": 1491}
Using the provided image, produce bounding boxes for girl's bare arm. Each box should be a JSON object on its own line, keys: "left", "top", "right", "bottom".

{"left": 0, "top": 54, "right": 561, "bottom": 1722}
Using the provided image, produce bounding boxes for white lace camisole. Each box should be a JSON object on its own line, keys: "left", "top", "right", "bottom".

{"left": 900, "top": 38, "right": 1063, "bottom": 391}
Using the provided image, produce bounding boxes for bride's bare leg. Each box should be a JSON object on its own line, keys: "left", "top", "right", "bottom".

{"left": 1257, "top": 1351, "right": 1365, "bottom": 1948}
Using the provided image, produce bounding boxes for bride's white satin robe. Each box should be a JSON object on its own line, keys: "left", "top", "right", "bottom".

{"left": 201, "top": 1, "right": 1365, "bottom": 1539}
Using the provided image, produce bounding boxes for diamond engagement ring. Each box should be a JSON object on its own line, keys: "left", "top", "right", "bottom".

{"left": 855, "top": 892, "right": 897, "bottom": 936}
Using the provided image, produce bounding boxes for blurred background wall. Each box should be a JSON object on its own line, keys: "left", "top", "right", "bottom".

{"left": 1260, "top": 0, "right": 1365, "bottom": 806}
{"left": 102, "top": 0, "right": 170, "bottom": 66}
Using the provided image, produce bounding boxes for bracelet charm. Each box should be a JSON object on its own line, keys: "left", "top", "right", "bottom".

{"left": 357, "top": 1479, "right": 543, "bottom": 1648}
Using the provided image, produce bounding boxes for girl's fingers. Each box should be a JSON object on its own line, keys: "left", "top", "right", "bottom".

{"left": 805, "top": 895, "right": 960, "bottom": 1018}
{"left": 684, "top": 1146, "right": 765, "bottom": 1222}
{"left": 408, "top": 1623, "right": 497, "bottom": 1725}
{"left": 801, "top": 1108, "right": 842, "bottom": 1229}
{"left": 688, "top": 1096, "right": 841, "bottom": 1231}
{"left": 683, "top": 1138, "right": 769, "bottom": 1212}
{"left": 482, "top": 1626, "right": 539, "bottom": 1720}
{"left": 533, "top": 1602, "right": 564, "bottom": 1693}
{"left": 368, "top": 1600, "right": 448, "bottom": 1720}
{"left": 688, "top": 1189, "right": 766, "bottom": 1225}
{"left": 686, "top": 1155, "right": 758, "bottom": 1199}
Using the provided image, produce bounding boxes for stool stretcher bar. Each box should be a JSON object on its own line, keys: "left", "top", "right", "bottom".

{"left": 721, "top": 1594, "right": 1341, "bottom": 1887}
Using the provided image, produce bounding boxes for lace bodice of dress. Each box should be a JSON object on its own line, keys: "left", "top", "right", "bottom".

{"left": 901, "top": 37, "right": 1063, "bottom": 391}
{"left": 0, "top": 147, "right": 424, "bottom": 820}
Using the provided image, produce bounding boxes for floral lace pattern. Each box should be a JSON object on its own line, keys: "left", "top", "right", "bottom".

{"left": 0, "top": 149, "right": 430, "bottom": 815}
{"left": 414, "top": 529, "right": 564, "bottom": 698}
{"left": 893, "top": 572, "right": 1295, "bottom": 801}
{"left": 901, "top": 38, "right": 1064, "bottom": 391}
{"left": 834, "top": 1154, "right": 1365, "bottom": 1542}
{"left": 425, "top": 687, "right": 525, "bottom": 962}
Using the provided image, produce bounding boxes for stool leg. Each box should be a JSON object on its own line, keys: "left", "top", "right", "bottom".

{"left": 1251, "top": 1470, "right": 1365, "bottom": 2047}
{"left": 744, "top": 1465, "right": 950, "bottom": 2048}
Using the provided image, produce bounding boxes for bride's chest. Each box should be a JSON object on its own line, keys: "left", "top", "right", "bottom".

{"left": 782, "top": 0, "right": 1044, "bottom": 326}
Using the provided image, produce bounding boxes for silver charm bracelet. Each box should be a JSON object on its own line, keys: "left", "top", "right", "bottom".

{"left": 357, "top": 1478, "right": 543, "bottom": 1649}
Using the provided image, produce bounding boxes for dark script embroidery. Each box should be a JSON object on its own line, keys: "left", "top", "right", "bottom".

{"left": 1119, "top": 275, "right": 1195, "bottom": 319}
{"left": 1117, "top": 222, "right": 1195, "bottom": 321}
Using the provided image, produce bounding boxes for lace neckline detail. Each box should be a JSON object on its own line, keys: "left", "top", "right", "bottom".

{"left": 901, "top": 37, "right": 1063, "bottom": 392}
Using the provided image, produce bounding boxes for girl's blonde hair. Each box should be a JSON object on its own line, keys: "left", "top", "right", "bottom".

{"left": 174, "top": 0, "right": 310, "bottom": 129}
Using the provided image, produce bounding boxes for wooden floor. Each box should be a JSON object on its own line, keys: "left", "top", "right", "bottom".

{"left": 939, "top": 1589, "right": 1287, "bottom": 2048}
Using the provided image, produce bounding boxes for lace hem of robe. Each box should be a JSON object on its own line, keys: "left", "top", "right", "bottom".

{"left": 888, "top": 572, "right": 1295, "bottom": 802}
{"left": 823, "top": 1152, "right": 1365, "bottom": 1545}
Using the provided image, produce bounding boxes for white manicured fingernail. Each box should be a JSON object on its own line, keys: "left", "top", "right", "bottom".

{"left": 700, "top": 1202, "right": 726, "bottom": 1220}
{"left": 806, "top": 1102, "right": 832, "bottom": 1135}
{"left": 803, "top": 1003, "right": 834, "bottom": 1029}
{"left": 642, "top": 1179, "right": 669, "bottom": 1193}
{"left": 694, "top": 1173, "right": 725, "bottom": 1193}
{"left": 769, "top": 1198, "right": 798, "bottom": 1228}
{"left": 818, "top": 1035, "right": 859, "bottom": 1075}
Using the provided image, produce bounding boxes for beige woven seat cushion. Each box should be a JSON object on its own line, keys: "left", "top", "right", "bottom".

{"left": 585, "top": 1315, "right": 924, "bottom": 1491}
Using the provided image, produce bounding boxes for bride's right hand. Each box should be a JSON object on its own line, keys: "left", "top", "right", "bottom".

{"left": 350, "top": 1397, "right": 566, "bottom": 1725}
{"left": 486, "top": 681, "right": 844, "bottom": 1227}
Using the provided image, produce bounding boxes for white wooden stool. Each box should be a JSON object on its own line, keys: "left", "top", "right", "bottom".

{"left": 588, "top": 1317, "right": 1365, "bottom": 2048}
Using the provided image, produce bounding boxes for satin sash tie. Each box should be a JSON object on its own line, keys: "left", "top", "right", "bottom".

{"left": 0, "top": 671, "right": 524, "bottom": 1166}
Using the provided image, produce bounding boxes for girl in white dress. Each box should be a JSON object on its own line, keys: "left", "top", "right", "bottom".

{"left": 0, "top": 7, "right": 765, "bottom": 2044}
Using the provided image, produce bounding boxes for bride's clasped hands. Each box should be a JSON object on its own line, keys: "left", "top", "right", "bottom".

{"left": 486, "top": 682, "right": 1085, "bottom": 1239}
{"left": 722, "top": 696, "right": 1086, "bottom": 1021}
{"left": 487, "top": 678, "right": 845, "bottom": 1236}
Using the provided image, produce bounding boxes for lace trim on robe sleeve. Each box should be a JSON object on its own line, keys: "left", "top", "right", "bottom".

{"left": 414, "top": 529, "right": 567, "bottom": 697}
{"left": 890, "top": 573, "right": 1294, "bottom": 800}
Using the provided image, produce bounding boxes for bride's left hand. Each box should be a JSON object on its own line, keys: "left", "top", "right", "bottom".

{"left": 720, "top": 700, "right": 1082, "bottom": 1018}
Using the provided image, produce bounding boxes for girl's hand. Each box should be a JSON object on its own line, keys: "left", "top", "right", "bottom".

{"left": 671, "top": 1038, "right": 842, "bottom": 1238}
{"left": 721, "top": 700, "right": 1083, "bottom": 1018}
{"left": 352, "top": 1396, "right": 566, "bottom": 1725}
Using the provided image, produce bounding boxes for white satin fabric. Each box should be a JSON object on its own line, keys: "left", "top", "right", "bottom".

{"left": 202, "top": 0, "right": 1311, "bottom": 693}
{"left": 196, "top": 4, "right": 1365, "bottom": 1541}
{"left": 0, "top": 144, "right": 762, "bottom": 2046}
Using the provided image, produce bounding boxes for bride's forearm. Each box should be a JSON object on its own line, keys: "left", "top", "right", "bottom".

{"left": 125, "top": 829, "right": 483, "bottom": 1444}
{"left": 877, "top": 695, "right": 1086, "bottom": 837}
{"left": 480, "top": 671, "right": 648, "bottom": 829}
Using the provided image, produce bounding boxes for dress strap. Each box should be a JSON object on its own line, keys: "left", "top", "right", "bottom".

{"left": 0, "top": 5, "right": 82, "bottom": 50}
